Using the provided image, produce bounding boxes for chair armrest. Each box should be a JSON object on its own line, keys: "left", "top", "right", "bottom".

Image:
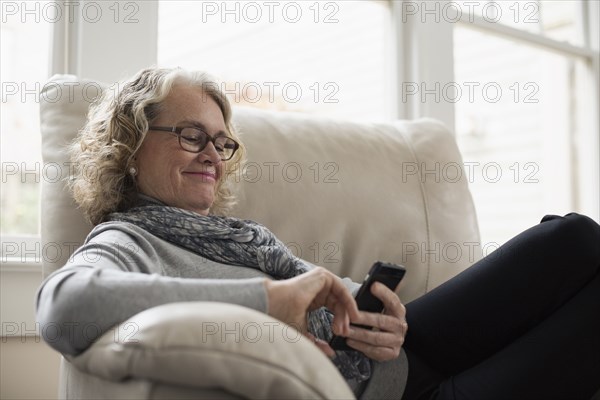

{"left": 67, "top": 302, "right": 355, "bottom": 400}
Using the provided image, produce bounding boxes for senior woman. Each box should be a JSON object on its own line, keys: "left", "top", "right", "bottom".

{"left": 36, "top": 67, "right": 600, "bottom": 400}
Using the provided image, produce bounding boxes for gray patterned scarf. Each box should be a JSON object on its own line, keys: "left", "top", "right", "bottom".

{"left": 108, "top": 197, "right": 371, "bottom": 383}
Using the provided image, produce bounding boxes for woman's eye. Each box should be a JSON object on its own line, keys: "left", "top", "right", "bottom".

{"left": 182, "top": 135, "right": 200, "bottom": 142}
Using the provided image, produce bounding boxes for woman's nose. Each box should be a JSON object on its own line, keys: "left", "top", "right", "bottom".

{"left": 198, "top": 141, "right": 222, "bottom": 164}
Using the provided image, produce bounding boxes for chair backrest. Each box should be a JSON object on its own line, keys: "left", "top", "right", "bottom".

{"left": 40, "top": 75, "right": 481, "bottom": 302}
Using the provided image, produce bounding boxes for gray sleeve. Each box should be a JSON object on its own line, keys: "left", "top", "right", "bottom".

{"left": 35, "top": 228, "right": 269, "bottom": 356}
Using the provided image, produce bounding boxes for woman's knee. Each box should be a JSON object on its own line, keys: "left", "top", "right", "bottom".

{"left": 562, "top": 213, "right": 599, "bottom": 240}
{"left": 541, "top": 213, "right": 600, "bottom": 265}
{"left": 542, "top": 212, "right": 598, "bottom": 235}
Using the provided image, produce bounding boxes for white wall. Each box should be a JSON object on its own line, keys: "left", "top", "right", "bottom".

{"left": 1, "top": 338, "right": 60, "bottom": 399}
{"left": 1, "top": 267, "right": 59, "bottom": 398}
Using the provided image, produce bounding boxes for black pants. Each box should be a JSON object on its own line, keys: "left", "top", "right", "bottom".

{"left": 401, "top": 213, "right": 600, "bottom": 400}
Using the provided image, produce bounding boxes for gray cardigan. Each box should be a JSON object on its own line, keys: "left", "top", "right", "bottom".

{"left": 35, "top": 221, "right": 407, "bottom": 398}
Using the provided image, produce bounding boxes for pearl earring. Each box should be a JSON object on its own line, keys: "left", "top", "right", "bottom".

{"left": 129, "top": 166, "right": 137, "bottom": 176}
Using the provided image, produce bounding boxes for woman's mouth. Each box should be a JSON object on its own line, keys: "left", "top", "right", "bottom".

{"left": 183, "top": 171, "right": 217, "bottom": 182}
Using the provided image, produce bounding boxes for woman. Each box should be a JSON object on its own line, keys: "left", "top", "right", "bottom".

{"left": 36, "top": 67, "right": 600, "bottom": 400}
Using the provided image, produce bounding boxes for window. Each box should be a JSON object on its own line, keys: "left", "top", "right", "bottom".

{"left": 1, "top": 1, "right": 53, "bottom": 239}
{"left": 157, "top": 0, "right": 392, "bottom": 121}
{"left": 452, "top": 0, "right": 598, "bottom": 246}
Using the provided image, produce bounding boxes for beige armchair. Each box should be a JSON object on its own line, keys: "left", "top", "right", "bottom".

{"left": 39, "top": 75, "right": 481, "bottom": 399}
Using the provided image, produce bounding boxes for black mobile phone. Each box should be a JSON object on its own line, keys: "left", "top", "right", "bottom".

{"left": 329, "top": 261, "right": 406, "bottom": 351}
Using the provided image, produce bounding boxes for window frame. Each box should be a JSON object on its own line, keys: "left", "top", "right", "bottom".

{"left": 450, "top": 0, "right": 599, "bottom": 224}
{"left": 393, "top": 0, "right": 598, "bottom": 224}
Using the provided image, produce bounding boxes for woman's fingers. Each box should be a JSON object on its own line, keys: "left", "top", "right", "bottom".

{"left": 352, "top": 310, "right": 403, "bottom": 332}
{"left": 289, "top": 274, "right": 408, "bottom": 363}
{"left": 287, "top": 272, "right": 408, "bottom": 363}
{"left": 306, "top": 267, "right": 359, "bottom": 336}
{"left": 343, "top": 282, "right": 407, "bottom": 361}
{"left": 267, "top": 267, "right": 359, "bottom": 337}
{"left": 373, "top": 281, "right": 406, "bottom": 318}
{"left": 346, "top": 326, "right": 404, "bottom": 348}
{"left": 327, "top": 290, "right": 358, "bottom": 336}
{"left": 346, "top": 337, "right": 401, "bottom": 361}
{"left": 344, "top": 325, "right": 405, "bottom": 361}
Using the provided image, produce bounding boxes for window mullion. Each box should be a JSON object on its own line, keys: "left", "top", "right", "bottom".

{"left": 50, "top": 0, "right": 78, "bottom": 77}
{"left": 460, "top": 13, "right": 595, "bottom": 59}
{"left": 392, "top": 0, "right": 456, "bottom": 132}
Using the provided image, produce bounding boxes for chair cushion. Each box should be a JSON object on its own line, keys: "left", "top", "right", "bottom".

{"left": 67, "top": 302, "right": 355, "bottom": 400}
{"left": 229, "top": 108, "right": 481, "bottom": 301}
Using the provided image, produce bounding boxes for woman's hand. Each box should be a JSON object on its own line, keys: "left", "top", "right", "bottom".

{"left": 264, "top": 267, "right": 359, "bottom": 349}
{"left": 344, "top": 282, "right": 408, "bottom": 361}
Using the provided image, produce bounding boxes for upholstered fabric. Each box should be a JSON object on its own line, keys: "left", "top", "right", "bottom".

{"left": 228, "top": 109, "right": 481, "bottom": 301}
{"left": 67, "top": 302, "right": 355, "bottom": 399}
{"left": 39, "top": 74, "right": 481, "bottom": 399}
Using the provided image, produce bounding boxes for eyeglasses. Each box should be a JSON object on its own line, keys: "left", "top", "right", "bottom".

{"left": 148, "top": 126, "right": 240, "bottom": 161}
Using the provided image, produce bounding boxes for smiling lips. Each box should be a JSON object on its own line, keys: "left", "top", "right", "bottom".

{"left": 183, "top": 170, "right": 217, "bottom": 181}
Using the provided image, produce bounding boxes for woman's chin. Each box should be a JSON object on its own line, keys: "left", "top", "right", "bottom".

{"left": 182, "top": 197, "right": 214, "bottom": 215}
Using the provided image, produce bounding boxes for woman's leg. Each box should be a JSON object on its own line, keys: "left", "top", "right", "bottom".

{"left": 401, "top": 213, "right": 600, "bottom": 400}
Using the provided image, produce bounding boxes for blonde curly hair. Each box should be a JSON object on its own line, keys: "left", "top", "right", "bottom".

{"left": 70, "top": 67, "right": 246, "bottom": 225}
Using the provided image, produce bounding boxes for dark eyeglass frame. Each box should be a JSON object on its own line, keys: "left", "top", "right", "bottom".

{"left": 148, "top": 126, "right": 240, "bottom": 161}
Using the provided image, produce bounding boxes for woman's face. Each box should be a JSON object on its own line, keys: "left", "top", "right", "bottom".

{"left": 135, "top": 85, "right": 226, "bottom": 215}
